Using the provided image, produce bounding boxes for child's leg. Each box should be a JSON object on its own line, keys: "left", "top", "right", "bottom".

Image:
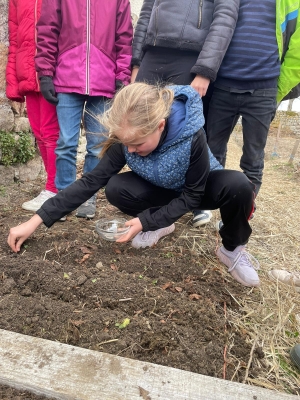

{"left": 39, "top": 93, "right": 59, "bottom": 193}
{"left": 55, "top": 93, "right": 85, "bottom": 190}
{"left": 26, "top": 92, "right": 46, "bottom": 166}
{"left": 105, "top": 171, "right": 178, "bottom": 248}
{"left": 26, "top": 92, "right": 59, "bottom": 193}
{"left": 201, "top": 170, "right": 259, "bottom": 287}
{"left": 200, "top": 170, "right": 255, "bottom": 250}
{"left": 105, "top": 171, "right": 179, "bottom": 217}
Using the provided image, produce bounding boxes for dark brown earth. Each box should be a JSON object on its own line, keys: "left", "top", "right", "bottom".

{"left": 0, "top": 178, "right": 266, "bottom": 399}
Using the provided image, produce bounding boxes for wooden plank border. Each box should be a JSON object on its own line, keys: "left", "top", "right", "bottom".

{"left": 0, "top": 329, "right": 297, "bottom": 400}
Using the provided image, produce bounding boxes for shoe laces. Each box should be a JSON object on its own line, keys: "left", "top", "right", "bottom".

{"left": 228, "top": 249, "right": 260, "bottom": 273}
{"left": 138, "top": 231, "right": 157, "bottom": 243}
{"left": 82, "top": 197, "right": 95, "bottom": 206}
{"left": 35, "top": 190, "right": 50, "bottom": 202}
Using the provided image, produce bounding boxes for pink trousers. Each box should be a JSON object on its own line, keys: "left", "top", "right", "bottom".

{"left": 26, "top": 92, "right": 59, "bottom": 193}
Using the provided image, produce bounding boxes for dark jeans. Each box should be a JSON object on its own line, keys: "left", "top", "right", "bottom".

{"left": 207, "top": 87, "right": 277, "bottom": 194}
{"left": 105, "top": 170, "right": 255, "bottom": 251}
{"left": 136, "top": 47, "right": 214, "bottom": 132}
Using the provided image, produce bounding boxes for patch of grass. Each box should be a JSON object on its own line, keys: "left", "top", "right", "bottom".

{"left": 0, "top": 131, "right": 36, "bottom": 166}
{"left": 0, "top": 186, "right": 6, "bottom": 196}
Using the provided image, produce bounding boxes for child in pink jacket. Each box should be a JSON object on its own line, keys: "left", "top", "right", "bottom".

{"left": 6, "top": 0, "right": 60, "bottom": 212}
{"left": 35, "top": 0, "right": 133, "bottom": 219}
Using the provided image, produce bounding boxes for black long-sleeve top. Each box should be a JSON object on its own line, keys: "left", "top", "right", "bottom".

{"left": 36, "top": 128, "right": 210, "bottom": 232}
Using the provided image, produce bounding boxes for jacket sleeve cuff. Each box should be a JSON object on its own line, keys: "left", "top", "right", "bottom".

{"left": 131, "top": 58, "right": 142, "bottom": 68}
{"left": 38, "top": 71, "right": 54, "bottom": 79}
{"left": 36, "top": 208, "right": 55, "bottom": 228}
{"left": 137, "top": 211, "right": 150, "bottom": 232}
{"left": 190, "top": 66, "right": 217, "bottom": 82}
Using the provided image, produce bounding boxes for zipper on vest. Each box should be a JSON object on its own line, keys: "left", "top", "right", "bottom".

{"left": 198, "top": 0, "right": 203, "bottom": 29}
{"left": 154, "top": 0, "right": 160, "bottom": 46}
{"left": 86, "top": 0, "right": 91, "bottom": 95}
{"left": 34, "top": 0, "right": 40, "bottom": 89}
{"left": 153, "top": 154, "right": 161, "bottom": 186}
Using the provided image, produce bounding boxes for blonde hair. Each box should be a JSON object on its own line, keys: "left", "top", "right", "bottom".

{"left": 100, "top": 82, "right": 174, "bottom": 156}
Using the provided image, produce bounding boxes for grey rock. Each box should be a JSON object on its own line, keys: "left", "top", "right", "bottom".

{"left": 77, "top": 275, "right": 88, "bottom": 286}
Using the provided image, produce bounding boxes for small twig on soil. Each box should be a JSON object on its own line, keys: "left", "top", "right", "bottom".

{"left": 224, "top": 288, "right": 242, "bottom": 308}
{"left": 43, "top": 248, "right": 54, "bottom": 261}
{"left": 61, "top": 250, "right": 77, "bottom": 259}
{"left": 231, "top": 361, "right": 241, "bottom": 381}
{"left": 243, "top": 338, "right": 257, "bottom": 383}
{"left": 118, "top": 298, "right": 133, "bottom": 302}
{"left": 98, "top": 339, "right": 118, "bottom": 346}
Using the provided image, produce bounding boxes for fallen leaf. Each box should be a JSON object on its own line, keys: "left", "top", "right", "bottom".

{"left": 110, "top": 264, "right": 118, "bottom": 271}
{"left": 175, "top": 287, "right": 183, "bottom": 292}
{"left": 115, "top": 318, "right": 130, "bottom": 329}
{"left": 70, "top": 319, "right": 85, "bottom": 327}
{"left": 189, "top": 293, "right": 202, "bottom": 300}
{"left": 79, "top": 228, "right": 91, "bottom": 234}
{"left": 79, "top": 254, "right": 90, "bottom": 264}
{"left": 80, "top": 246, "right": 92, "bottom": 254}
{"left": 161, "top": 282, "right": 172, "bottom": 290}
{"left": 63, "top": 272, "right": 70, "bottom": 279}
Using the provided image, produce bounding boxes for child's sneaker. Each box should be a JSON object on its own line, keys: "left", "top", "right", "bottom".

{"left": 76, "top": 195, "right": 97, "bottom": 219}
{"left": 22, "top": 190, "right": 56, "bottom": 212}
{"left": 268, "top": 270, "right": 300, "bottom": 292}
{"left": 131, "top": 224, "right": 175, "bottom": 249}
{"left": 192, "top": 210, "right": 212, "bottom": 227}
{"left": 216, "top": 245, "right": 260, "bottom": 287}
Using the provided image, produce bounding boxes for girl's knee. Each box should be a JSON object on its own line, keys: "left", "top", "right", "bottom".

{"left": 105, "top": 175, "right": 124, "bottom": 205}
{"left": 229, "top": 172, "right": 255, "bottom": 200}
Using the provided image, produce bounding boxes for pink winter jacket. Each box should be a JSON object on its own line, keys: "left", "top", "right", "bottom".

{"left": 6, "top": 0, "right": 42, "bottom": 102}
{"left": 35, "top": 0, "right": 133, "bottom": 98}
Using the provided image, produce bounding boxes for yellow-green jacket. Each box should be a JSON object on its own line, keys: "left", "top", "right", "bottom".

{"left": 277, "top": 0, "right": 300, "bottom": 101}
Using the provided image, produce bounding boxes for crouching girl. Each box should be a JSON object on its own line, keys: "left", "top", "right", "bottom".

{"left": 7, "top": 83, "right": 259, "bottom": 288}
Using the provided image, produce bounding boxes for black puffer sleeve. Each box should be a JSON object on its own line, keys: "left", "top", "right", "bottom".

{"left": 131, "top": 0, "right": 155, "bottom": 67}
{"left": 190, "top": 0, "right": 240, "bottom": 81}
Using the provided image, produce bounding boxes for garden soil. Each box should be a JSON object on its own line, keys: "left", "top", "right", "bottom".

{"left": 0, "top": 175, "right": 267, "bottom": 400}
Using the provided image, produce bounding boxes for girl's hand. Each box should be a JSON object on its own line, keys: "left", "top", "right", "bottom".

{"left": 190, "top": 75, "right": 210, "bottom": 97}
{"left": 7, "top": 214, "right": 43, "bottom": 253}
{"left": 116, "top": 217, "right": 142, "bottom": 243}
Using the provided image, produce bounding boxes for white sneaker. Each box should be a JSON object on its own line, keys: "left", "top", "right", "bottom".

{"left": 131, "top": 224, "right": 175, "bottom": 249}
{"left": 268, "top": 270, "right": 300, "bottom": 292}
{"left": 216, "top": 245, "right": 260, "bottom": 287}
{"left": 192, "top": 210, "right": 212, "bottom": 227}
{"left": 22, "top": 190, "right": 57, "bottom": 212}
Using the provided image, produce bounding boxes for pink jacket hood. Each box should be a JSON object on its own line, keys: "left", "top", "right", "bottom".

{"left": 35, "top": 0, "right": 133, "bottom": 98}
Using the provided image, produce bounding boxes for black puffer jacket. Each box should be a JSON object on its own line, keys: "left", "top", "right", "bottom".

{"left": 132, "top": 0, "right": 240, "bottom": 82}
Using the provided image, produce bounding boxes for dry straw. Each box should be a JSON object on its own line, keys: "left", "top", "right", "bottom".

{"left": 168, "top": 134, "right": 300, "bottom": 394}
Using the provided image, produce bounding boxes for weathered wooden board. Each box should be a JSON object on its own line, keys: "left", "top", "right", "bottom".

{"left": 0, "top": 329, "right": 297, "bottom": 400}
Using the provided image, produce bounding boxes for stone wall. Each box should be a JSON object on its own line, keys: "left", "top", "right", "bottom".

{"left": 130, "top": 0, "right": 143, "bottom": 20}
{"left": 272, "top": 111, "right": 300, "bottom": 135}
{"left": 0, "top": 0, "right": 14, "bottom": 132}
{"left": 235, "top": 110, "right": 300, "bottom": 135}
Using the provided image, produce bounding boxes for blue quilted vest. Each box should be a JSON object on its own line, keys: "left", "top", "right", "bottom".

{"left": 124, "top": 85, "right": 222, "bottom": 192}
